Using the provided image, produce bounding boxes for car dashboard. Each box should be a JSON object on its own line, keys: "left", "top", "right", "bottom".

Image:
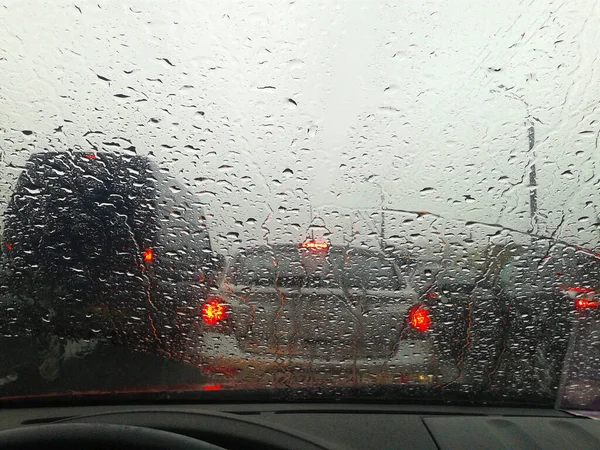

{"left": 0, "top": 402, "right": 598, "bottom": 449}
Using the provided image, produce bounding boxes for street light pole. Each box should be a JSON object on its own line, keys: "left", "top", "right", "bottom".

{"left": 528, "top": 122, "right": 538, "bottom": 231}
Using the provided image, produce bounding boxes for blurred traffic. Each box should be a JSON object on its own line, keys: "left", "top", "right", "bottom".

{"left": 188, "top": 240, "right": 455, "bottom": 386}
{"left": 0, "top": 151, "right": 598, "bottom": 407}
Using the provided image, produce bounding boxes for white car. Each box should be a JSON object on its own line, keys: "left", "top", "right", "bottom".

{"left": 188, "top": 240, "right": 458, "bottom": 386}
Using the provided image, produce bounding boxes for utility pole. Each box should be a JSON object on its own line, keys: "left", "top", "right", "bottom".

{"left": 380, "top": 210, "right": 385, "bottom": 253}
{"left": 528, "top": 122, "right": 538, "bottom": 232}
{"left": 495, "top": 87, "right": 538, "bottom": 234}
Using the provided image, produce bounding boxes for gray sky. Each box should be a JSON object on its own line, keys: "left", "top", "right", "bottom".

{"left": 1, "top": 0, "right": 600, "bottom": 254}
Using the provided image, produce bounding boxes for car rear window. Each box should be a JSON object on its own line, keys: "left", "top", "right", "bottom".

{"left": 228, "top": 247, "right": 401, "bottom": 291}
{"left": 339, "top": 252, "right": 401, "bottom": 291}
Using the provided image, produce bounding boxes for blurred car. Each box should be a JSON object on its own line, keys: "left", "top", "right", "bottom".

{"left": 188, "top": 239, "right": 460, "bottom": 386}
{"left": 0, "top": 151, "right": 224, "bottom": 368}
{"left": 390, "top": 241, "right": 600, "bottom": 396}
{"left": 390, "top": 247, "right": 499, "bottom": 392}
{"left": 489, "top": 242, "right": 600, "bottom": 397}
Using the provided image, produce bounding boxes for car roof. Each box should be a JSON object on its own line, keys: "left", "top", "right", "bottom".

{"left": 26, "top": 150, "right": 150, "bottom": 161}
{"left": 24, "top": 151, "right": 152, "bottom": 169}
{"left": 234, "top": 244, "right": 387, "bottom": 258}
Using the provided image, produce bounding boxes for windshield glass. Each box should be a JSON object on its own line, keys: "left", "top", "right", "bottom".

{"left": 1, "top": 0, "right": 600, "bottom": 410}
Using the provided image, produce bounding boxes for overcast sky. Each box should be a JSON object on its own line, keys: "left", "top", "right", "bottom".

{"left": 1, "top": 0, "right": 600, "bottom": 254}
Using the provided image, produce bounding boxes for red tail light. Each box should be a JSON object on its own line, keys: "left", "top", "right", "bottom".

{"left": 142, "top": 248, "right": 153, "bottom": 262}
{"left": 408, "top": 304, "right": 431, "bottom": 332}
{"left": 84, "top": 153, "right": 97, "bottom": 160}
{"left": 575, "top": 298, "right": 598, "bottom": 309}
{"left": 299, "top": 239, "right": 329, "bottom": 252}
{"left": 4, "top": 242, "right": 12, "bottom": 251}
{"left": 201, "top": 298, "right": 228, "bottom": 325}
{"left": 562, "top": 287, "right": 598, "bottom": 310}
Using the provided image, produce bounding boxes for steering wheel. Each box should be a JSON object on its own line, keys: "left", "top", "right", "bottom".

{"left": 0, "top": 422, "right": 223, "bottom": 449}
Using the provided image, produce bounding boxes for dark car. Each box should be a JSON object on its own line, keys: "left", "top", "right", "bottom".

{"left": 0, "top": 151, "right": 223, "bottom": 366}
{"left": 488, "top": 242, "right": 600, "bottom": 397}
{"left": 188, "top": 239, "right": 460, "bottom": 386}
{"left": 402, "top": 240, "right": 600, "bottom": 398}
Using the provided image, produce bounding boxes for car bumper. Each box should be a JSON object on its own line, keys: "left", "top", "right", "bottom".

{"left": 188, "top": 332, "right": 457, "bottom": 385}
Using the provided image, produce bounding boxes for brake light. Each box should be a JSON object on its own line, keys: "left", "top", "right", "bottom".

{"left": 575, "top": 298, "right": 598, "bottom": 309}
{"left": 203, "top": 384, "right": 222, "bottom": 391}
{"left": 4, "top": 242, "right": 12, "bottom": 251}
{"left": 84, "top": 153, "right": 97, "bottom": 160}
{"left": 299, "top": 239, "right": 329, "bottom": 252}
{"left": 142, "top": 248, "right": 153, "bottom": 262}
{"left": 201, "top": 298, "right": 228, "bottom": 325}
{"left": 408, "top": 304, "right": 431, "bottom": 332}
{"left": 562, "top": 287, "right": 599, "bottom": 310}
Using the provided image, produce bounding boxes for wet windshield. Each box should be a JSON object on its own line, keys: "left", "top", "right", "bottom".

{"left": 1, "top": 0, "right": 600, "bottom": 409}
{"left": 228, "top": 246, "right": 400, "bottom": 290}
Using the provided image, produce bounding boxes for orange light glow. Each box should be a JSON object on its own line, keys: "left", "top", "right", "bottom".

{"left": 575, "top": 298, "right": 598, "bottom": 309}
{"left": 299, "top": 239, "right": 329, "bottom": 251}
{"left": 142, "top": 248, "right": 153, "bottom": 262}
{"left": 201, "top": 298, "right": 227, "bottom": 325}
{"left": 408, "top": 304, "right": 431, "bottom": 332}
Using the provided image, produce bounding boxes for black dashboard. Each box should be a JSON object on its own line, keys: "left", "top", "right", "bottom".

{"left": 0, "top": 403, "right": 598, "bottom": 449}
